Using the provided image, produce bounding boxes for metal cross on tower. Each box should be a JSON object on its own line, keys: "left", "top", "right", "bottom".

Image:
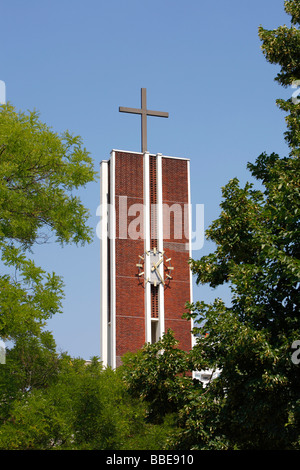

{"left": 119, "top": 88, "right": 169, "bottom": 153}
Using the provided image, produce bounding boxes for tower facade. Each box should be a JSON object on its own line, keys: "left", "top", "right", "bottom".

{"left": 100, "top": 149, "right": 193, "bottom": 368}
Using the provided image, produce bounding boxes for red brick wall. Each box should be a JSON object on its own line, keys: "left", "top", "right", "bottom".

{"left": 162, "top": 157, "right": 192, "bottom": 351}
{"left": 114, "top": 152, "right": 145, "bottom": 364}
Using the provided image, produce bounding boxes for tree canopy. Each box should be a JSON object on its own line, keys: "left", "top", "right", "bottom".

{"left": 0, "top": 104, "right": 97, "bottom": 433}
{"left": 0, "top": 104, "right": 97, "bottom": 344}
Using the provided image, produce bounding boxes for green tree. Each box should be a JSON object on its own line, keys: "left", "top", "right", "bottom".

{"left": 122, "top": 329, "right": 195, "bottom": 423}
{"left": 0, "top": 104, "right": 95, "bottom": 248}
{"left": 182, "top": 0, "right": 300, "bottom": 450}
{"left": 124, "top": 0, "right": 300, "bottom": 450}
{"left": 0, "top": 104, "right": 96, "bottom": 423}
{"left": 0, "top": 103, "right": 96, "bottom": 340}
{"left": 0, "top": 356, "right": 173, "bottom": 450}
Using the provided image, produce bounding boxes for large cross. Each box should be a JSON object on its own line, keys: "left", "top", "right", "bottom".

{"left": 119, "top": 88, "right": 169, "bottom": 153}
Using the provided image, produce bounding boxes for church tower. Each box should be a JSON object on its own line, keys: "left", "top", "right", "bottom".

{"left": 100, "top": 89, "right": 193, "bottom": 368}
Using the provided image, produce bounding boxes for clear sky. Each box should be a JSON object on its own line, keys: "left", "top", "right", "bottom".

{"left": 1, "top": 0, "right": 292, "bottom": 359}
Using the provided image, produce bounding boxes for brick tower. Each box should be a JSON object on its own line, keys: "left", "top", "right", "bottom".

{"left": 100, "top": 90, "right": 193, "bottom": 368}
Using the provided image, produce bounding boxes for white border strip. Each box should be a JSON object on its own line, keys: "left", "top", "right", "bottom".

{"left": 143, "top": 152, "right": 151, "bottom": 343}
{"left": 187, "top": 160, "right": 195, "bottom": 353}
{"left": 100, "top": 160, "right": 109, "bottom": 366}
{"left": 156, "top": 153, "right": 165, "bottom": 340}
{"left": 0, "top": 80, "right": 6, "bottom": 105}
{"left": 109, "top": 150, "right": 116, "bottom": 368}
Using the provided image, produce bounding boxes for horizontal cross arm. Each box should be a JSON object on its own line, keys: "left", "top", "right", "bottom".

{"left": 119, "top": 106, "right": 142, "bottom": 115}
{"left": 146, "top": 109, "right": 169, "bottom": 118}
{"left": 119, "top": 107, "right": 169, "bottom": 118}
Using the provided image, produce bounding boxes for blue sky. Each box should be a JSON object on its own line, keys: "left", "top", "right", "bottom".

{"left": 1, "top": 0, "right": 293, "bottom": 359}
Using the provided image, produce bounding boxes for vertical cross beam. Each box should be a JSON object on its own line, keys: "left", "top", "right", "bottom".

{"left": 119, "top": 88, "right": 169, "bottom": 153}
{"left": 141, "top": 88, "right": 147, "bottom": 154}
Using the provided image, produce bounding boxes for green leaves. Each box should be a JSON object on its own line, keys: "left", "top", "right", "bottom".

{"left": 285, "top": 0, "right": 300, "bottom": 25}
{"left": 0, "top": 242, "right": 65, "bottom": 341}
{"left": 0, "top": 103, "right": 97, "bottom": 342}
{"left": 122, "top": 330, "right": 193, "bottom": 423}
{"left": 0, "top": 104, "right": 97, "bottom": 247}
{"left": 258, "top": 23, "right": 300, "bottom": 87}
{"left": 258, "top": 2, "right": 300, "bottom": 158}
{"left": 0, "top": 102, "right": 97, "bottom": 438}
{"left": 0, "top": 355, "right": 173, "bottom": 450}
{"left": 182, "top": 0, "right": 300, "bottom": 449}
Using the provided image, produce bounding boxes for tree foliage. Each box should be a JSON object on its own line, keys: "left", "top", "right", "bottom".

{"left": 0, "top": 356, "right": 173, "bottom": 450}
{"left": 0, "top": 104, "right": 97, "bottom": 446}
{"left": 0, "top": 104, "right": 96, "bottom": 247}
{"left": 0, "top": 104, "right": 97, "bottom": 345}
{"left": 122, "top": 330, "right": 196, "bottom": 423}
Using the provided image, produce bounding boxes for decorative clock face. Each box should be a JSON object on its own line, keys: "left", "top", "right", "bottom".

{"left": 136, "top": 248, "right": 173, "bottom": 285}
